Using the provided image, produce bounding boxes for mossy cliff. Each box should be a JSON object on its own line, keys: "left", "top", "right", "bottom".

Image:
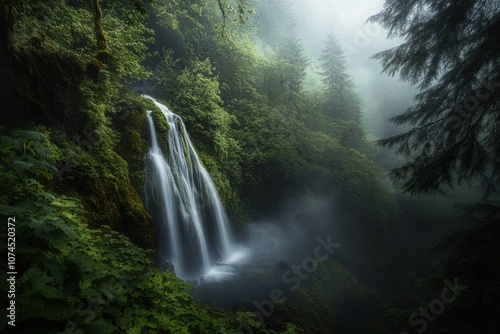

{"left": 4, "top": 41, "right": 156, "bottom": 251}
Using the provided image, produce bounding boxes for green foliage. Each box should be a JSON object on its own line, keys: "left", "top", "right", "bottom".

{"left": 319, "top": 32, "right": 349, "bottom": 95}
{"left": 319, "top": 32, "right": 362, "bottom": 123}
{"left": 0, "top": 129, "right": 289, "bottom": 334}
{"left": 172, "top": 59, "right": 230, "bottom": 153}
{"left": 251, "top": 0, "right": 297, "bottom": 46}
{"left": 154, "top": 58, "right": 242, "bottom": 207}
{"left": 271, "top": 259, "right": 387, "bottom": 334}
{"left": 416, "top": 205, "right": 500, "bottom": 333}
{"left": 228, "top": 94, "right": 396, "bottom": 221}
{"left": 255, "top": 57, "right": 304, "bottom": 106}
{"left": 150, "top": 0, "right": 228, "bottom": 63}
{"left": 1, "top": 1, "right": 417, "bottom": 333}
{"left": 369, "top": 0, "right": 500, "bottom": 198}
{"left": 275, "top": 36, "right": 309, "bottom": 104}
{"left": 211, "top": 34, "right": 260, "bottom": 102}
{"left": 153, "top": 49, "right": 181, "bottom": 100}
{"left": 12, "top": 0, "right": 152, "bottom": 82}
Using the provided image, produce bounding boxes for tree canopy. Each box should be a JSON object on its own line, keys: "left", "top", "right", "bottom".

{"left": 369, "top": 0, "right": 500, "bottom": 199}
{"left": 1, "top": 0, "right": 437, "bottom": 332}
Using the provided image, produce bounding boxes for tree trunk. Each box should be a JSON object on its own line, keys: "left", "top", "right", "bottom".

{"left": 93, "top": 0, "right": 107, "bottom": 55}
{"left": 88, "top": 0, "right": 109, "bottom": 83}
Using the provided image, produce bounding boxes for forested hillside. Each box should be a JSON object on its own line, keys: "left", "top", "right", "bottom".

{"left": 1, "top": 0, "right": 498, "bottom": 333}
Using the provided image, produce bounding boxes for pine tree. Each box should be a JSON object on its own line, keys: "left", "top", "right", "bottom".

{"left": 319, "top": 32, "right": 350, "bottom": 96}
{"left": 372, "top": 5, "right": 500, "bottom": 332}
{"left": 252, "top": 0, "right": 296, "bottom": 46}
{"left": 276, "top": 34, "right": 308, "bottom": 103}
{"left": 319, "top": 32, "right": 362, "bottom": 123}
{"left": 369, "top": 0, "right": 500, "bottom": 198}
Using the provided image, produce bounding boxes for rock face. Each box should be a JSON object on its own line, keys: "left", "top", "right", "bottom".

{"left": 6, "top": 42, "right": 157, "bottom": 251}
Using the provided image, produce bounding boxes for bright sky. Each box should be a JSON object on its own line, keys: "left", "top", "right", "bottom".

{"left": 289, "top": 0, "right": 416, "bottom": 134}
{"left": 295, "top": 0, "right": 384, "bottom": 30}
{"left": 291, "top": 0, "right": 392, "bottom": 58}
{"left": 288, "top": 0, "right": 399, "bottom": 90}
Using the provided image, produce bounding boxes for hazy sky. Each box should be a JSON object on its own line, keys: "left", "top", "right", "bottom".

{"left": 291, "top": 0, "right": 397, "bottom": 67}
{"left": 289, "top": 0, "right": 416, "bottom": 136}
{"left": 294, "top": 0, "right": 385, "bottom": 34}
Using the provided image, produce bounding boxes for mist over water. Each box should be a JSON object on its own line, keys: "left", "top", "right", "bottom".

{"left": 142, "top": 94, "right": 362, "bottom": 319}
{"left": 192, "top": 195, "right": 340, "bottom": 308}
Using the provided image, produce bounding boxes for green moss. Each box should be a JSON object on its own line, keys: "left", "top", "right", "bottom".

{"left": 50, "top": 132, "right": 156, "bottom": 250}
{"left": 93, "top": 0, "right": 107, "bottom": 52}
{"left": 96, "top": 49, "right": 110, "bottom": 63}
{"left": 150, "top": 107, "right": 170, "bottom": 154}
{"left": 86, "top": 58, "right": 102, "bottom": 83}
{"left": 70, "top": 175, "right": 154, "bottom": 250}
{"left": 85, "top": 178, "right": 154, "bottom": 249}
{"left": 111, "top": 93, "right": 151, "bottom": 197}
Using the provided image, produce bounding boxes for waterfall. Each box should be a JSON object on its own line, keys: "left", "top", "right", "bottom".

{"left": 143, "top": 95, "right": 234, "bottom": 280}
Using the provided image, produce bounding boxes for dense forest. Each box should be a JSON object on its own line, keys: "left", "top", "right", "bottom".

{"left": 1, "top": 0, "right": 499, "bottom": 333}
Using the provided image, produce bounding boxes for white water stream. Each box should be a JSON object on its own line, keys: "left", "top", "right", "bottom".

{"left": 143, "top": 95, "right": 239, "bottom": 280}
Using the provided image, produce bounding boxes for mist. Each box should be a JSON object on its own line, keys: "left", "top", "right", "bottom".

{"left": 192, "top": 194, "right": 342, "bottom": 308}
{"left": 286, "top": 0, "right": 417, "bottom": 138}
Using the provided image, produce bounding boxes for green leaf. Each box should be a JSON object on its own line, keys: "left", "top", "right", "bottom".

{"left": 80, "top": 320, "right": 116, "bottom": 334}
{"left": 43, "top": 301, "right": 77, "bottom": 320}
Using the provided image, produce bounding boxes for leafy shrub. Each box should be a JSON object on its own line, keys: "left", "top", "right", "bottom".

{"left": 0, "top": 129, "right": 292, "bottom": 334}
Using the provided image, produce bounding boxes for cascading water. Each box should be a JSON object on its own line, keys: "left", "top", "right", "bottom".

{"left": 143, "top": 95, "right": 234, "bottom": 280}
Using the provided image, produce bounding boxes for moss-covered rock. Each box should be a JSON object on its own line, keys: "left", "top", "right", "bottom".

{"left": 82, "top": 177, "right": 155, "bottom": 250}
{"left": 111, "top": 93, "right": 162, "bottom": 197}
{"left": 150, "top": 106, "right": 170, "bottom": 154}
{"left": 50, "top": 131, "right": 156, "bottom": 250}
{"left": 3, "top": 42, "right": 157, "bottom": 249}
{"left": 112, "top": 94, "right": 170, "bottom": 168}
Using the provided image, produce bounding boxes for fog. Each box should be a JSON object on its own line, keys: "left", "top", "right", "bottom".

{"left": 189, "top": 1, "right": 425, "bottom": 318}
{"left": 192, "top": 194, "right": 342, "bottom": 308}
{"left": 191, "top": 0, "right": 416, "bottom": 309}
{"left": 289, "top": 0, "right": 417, "bottom": 138}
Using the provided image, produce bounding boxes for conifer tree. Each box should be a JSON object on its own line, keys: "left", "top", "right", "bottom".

{"left": 371, "top": 6, "right": 500, "bottom": 334}
{"left": 319, "top": 32, "right": 362, "bottom": 123}
{"left": 276, "top": 34, "right": 308, "bottom": 104}
{"left": 369, "top": 0, "right": 500, "bottom": 198}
